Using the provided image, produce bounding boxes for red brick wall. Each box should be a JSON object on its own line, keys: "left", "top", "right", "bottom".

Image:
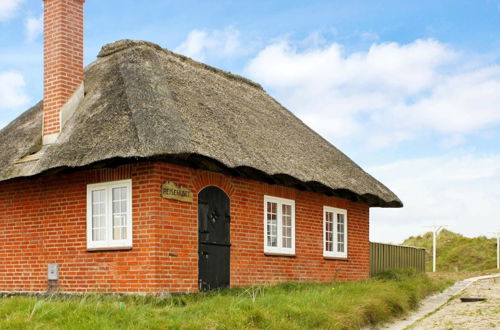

{"left": 0, "top": 161, "right": 369, "bottom": 293}
{"left": 43, "top": 0, "right": 85, "bottom": 137}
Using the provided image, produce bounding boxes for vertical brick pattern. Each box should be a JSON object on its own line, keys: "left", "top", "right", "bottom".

{"left": 0, "top": 161, "right": 370, "bottom": 293}
{"left": 0, "top": 163, "right": 158, "bottom": 293}
{"left": 43, "top": 0, "right": 85, "bottom": 137}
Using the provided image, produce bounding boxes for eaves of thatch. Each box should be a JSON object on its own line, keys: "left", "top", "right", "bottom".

{"left": 0, "top": 40, "right": 402, "bottom": 208}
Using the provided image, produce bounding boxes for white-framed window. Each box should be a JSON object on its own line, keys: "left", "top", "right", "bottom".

{"left": 264, "top": 195, "right": 295, "bottom": 255}
{"left": 323, "top": 206, "right": 348, "bottom": 258}
{"left": 87, "top": 179, "right": 132, "bottom": 250}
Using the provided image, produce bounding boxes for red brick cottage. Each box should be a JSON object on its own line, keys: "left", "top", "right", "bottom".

{"left": 0, "top": 0, "right": 402, "bottom": 294}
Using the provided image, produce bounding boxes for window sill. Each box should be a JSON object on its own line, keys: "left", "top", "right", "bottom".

{"left": 264, "top": 251, "right": 296, "bottom": 257}
{"left": 86, "top": 245, "right": 133, "bottom": 252}
{"left": 323, "top": 255, "right": 348, "bottom": 261}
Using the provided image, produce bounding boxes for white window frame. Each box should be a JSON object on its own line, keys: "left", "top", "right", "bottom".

{"left": 263, "top": 195, "right": 296, "bottom": 256}
{"left": 323, "top": 206, "right": 348, "bottom": 259}
{"left": 87, "top": 179, "right": 133, "bottom": 250}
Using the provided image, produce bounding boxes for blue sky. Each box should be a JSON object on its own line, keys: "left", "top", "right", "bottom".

{"left": 1, "top": 0, "right": 499, "bottom": 243}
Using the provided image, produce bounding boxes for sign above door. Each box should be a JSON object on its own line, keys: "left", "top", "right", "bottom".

{"left": 161, "top": 181, "right": 193, "bottom": 203}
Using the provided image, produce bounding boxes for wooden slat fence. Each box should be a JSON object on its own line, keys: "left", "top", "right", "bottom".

{"left": 370, "top": 242, "right": 426, "bottom": 277}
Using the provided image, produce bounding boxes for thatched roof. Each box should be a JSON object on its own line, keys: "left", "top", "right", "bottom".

{"left": 0, "top": 40, "right": 402, "bottom": 207}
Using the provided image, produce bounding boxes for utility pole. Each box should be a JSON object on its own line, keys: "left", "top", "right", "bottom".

{"left": 489, "top": 231, "right": 500, "bottom": 270}
{"left": 425, "top": 225, "right": 446, "bottom": 272}
{"left": 495, "top": 231, "right": 500, "bottom": 270}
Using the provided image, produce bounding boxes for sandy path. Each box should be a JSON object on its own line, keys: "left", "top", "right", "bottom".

{"left": 410, "top": 277, "right": 500, "bottom": 329}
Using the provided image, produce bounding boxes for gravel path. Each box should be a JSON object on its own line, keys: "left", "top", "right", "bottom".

{"left": 377, "top": 274, "right": 500, "bottom": 330}
{"left": 410, "top": 276, "right": 500, "bottom": 329}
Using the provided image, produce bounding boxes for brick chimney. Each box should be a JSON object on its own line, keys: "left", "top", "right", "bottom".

{"left": 43, "top": 0, "right": 85, "bottom": 145}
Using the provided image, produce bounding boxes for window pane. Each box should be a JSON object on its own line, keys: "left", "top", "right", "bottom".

{"left": 266, "top": 202, "right": 278, "bottom": 247}
{"left": 325, "top": 211, "right": 334, "bottom": 252}
{"left": 282, "top": 204, "right": 292, "bottom": 248}
{"left": 337, "top": 213, "right": 345, "bottom": 253}
{"left": 338, "top": 243, "right": 344, "bottom": 252}
{"left": 112, "top": 187, "right": 128, "bottom": 240}
{"left": 91, "top": 190, "right": 106, "bottom": 241}
{"left": 283, "top": 237, "right": 292, "bottom": 248}
{"left": 282, "top": 204, "right": 291, "bottom": 217}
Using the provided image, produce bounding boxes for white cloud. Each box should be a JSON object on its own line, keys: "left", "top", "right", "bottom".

{"left": 244, "top": 38, "right": 500, "bottom": 149}
{"left": 0, "top": 72, "right": 29, "bottom": 110}
{"left": 25, "top": 14, "right": 43, "bottom": 42}
{"left": 0, "top": 0, "right": 25, "bottom": 22}
{"left": 369, "top": 154, "right": 500, "bottom": 243}
{"left": 175, "top": 27, "right": 242, "bottom": 62}
{"left": 358, "top": 31, "right": 379, "bottom": 41}
{"left": 408, "top": 67, "right": 500, "bottom": 133}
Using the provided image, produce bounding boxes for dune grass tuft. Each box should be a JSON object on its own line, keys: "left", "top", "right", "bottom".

{"left": 403, "top": 229, "right": 497, "bottom": 272}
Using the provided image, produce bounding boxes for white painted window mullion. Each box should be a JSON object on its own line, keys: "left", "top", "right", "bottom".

{"left": 106, "top": 186, "right": 112, "bottom": 246}
{"left": 264, "top": 196, "right": 295, "bottom": 256}
{"left": 333, "top": 212, "right": 338, "bottom": 256}
{"left": 323, "top": 206, "right": 348, "bottom": 258}
{"left": 277, "top": 202, "right": 283, "bottom": 251}
{"left": 87, "top": 179, "right": 132, "bottom": 251}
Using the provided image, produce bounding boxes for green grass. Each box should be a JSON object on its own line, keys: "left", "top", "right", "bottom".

{"left": 403, "top": 229, "right": 497, "bottom": 272}
{"left": 0, "top": 270, "right": 450, "bottom": 330}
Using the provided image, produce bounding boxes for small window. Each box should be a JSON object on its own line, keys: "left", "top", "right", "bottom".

{"left": 323, "top": 206, "right": 348, "bottom": 258}
{"left": 87, "top": 180, "right": 132, "bottom": 250}
{"left": 264, "top": 196, "right": 295, "bottom": 255}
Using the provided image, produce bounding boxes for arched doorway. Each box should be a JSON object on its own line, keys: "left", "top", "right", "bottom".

{"left": 198, "top": 186, "right": 230, "bottom": 291}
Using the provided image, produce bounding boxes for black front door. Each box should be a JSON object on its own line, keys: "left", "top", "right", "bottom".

{"left": 198, "top": 186, "right": 230, "bottom": 291}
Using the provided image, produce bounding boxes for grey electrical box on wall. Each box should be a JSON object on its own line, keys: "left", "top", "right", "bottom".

{"left": 48, "top": 264, "right": 58, "bottom": 280}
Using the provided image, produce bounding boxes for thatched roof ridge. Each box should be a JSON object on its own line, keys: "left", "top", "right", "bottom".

{"left": 0, "top": 39, "right": 402, "bottom": 207}
{"left": 98, "top": 40, "right": 264, "bottom": 90}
